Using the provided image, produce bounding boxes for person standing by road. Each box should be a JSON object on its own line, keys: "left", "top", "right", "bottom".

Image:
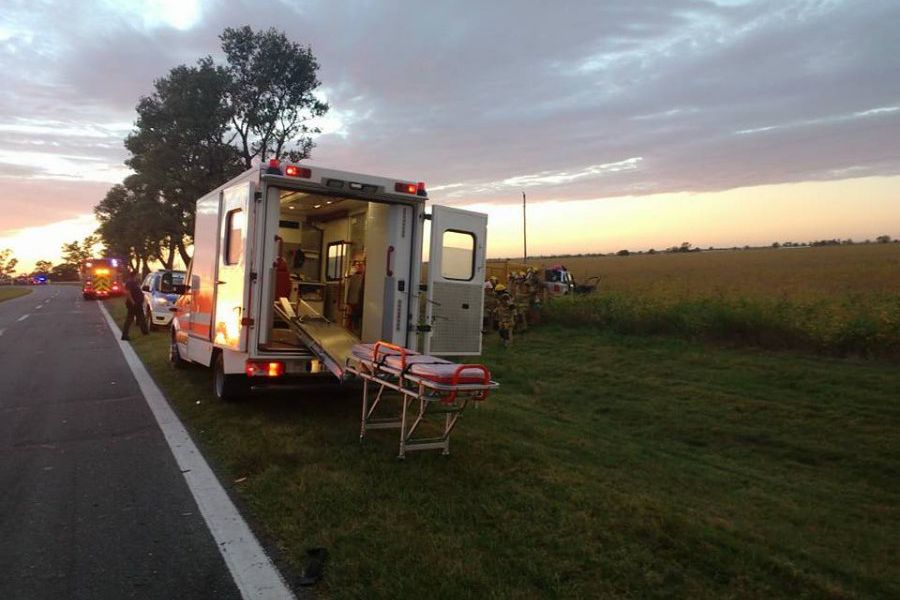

{"left": 121, "top": 270, "right": 149, "bottom": 341}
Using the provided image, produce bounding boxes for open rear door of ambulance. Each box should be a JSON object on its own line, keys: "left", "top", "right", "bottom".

{"left": 425, "top": 205, "right": 488, "bottom": 355}
{"left": 213, "top": 181, "right": 254, "bottom": 351}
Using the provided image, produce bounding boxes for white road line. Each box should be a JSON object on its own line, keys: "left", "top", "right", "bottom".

{"left": 0, "top": 329, "right": 5, "bottom": 337}
{"left": 35, "top": 305, "right": 43, "bottom": 310}
{"left": 97, "top": 303, "right": 296, "bottom": 600}
{"left": 18, "top": 314, "right": 29, "bottom": 322}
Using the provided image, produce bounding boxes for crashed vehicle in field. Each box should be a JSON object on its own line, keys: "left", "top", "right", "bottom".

{"left": 543, "top": 265, "right": 600, "bottom": 296}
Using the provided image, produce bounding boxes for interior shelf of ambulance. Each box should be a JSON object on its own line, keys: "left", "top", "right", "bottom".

{"left": 261, "top": 189, "right": 378, "bottom": 368}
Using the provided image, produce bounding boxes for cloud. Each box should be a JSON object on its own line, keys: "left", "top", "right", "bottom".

{"left": 0, "top": 0, "right": 897, "bottom": 229}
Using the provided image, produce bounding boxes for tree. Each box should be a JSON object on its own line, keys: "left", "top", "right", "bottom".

{"left": 125, "top": 58, "right": 244, "bottom": 265}
{"left": 616, "top": 249, "right": 630, "bottom": 256}
{"left": 0, "top": 248, "right": 17, "bottom": 277}
{"left": 95, "top": 175, "right": 174, "bottom": 274}
{"left": 50, "top": 263, "right": 79, "bottom": 281}
{"left": 33, "top": 260, "right": 52, "bottom": 274}
{"left": 221, "top": 26, "right": 328, "bottom": 167}
{"left": 771, "top": 242, "right": 780, "bottom": 248}
{"left": 876, "top": 235, "right": 892, "bottom": 244}
{"left": 61, "top": 235, "right": 100, "bottom": 267}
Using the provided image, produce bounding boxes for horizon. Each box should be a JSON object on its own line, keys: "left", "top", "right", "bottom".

{"left": 2, "top": 1, "right": 900, "bottom": 272}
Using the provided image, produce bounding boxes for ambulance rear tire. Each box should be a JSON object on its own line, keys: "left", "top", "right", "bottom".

{"left": 213, "top": 352, "right": 247, "bottom": 402}
{"left": 169, "top": 335, "right": 187, "bottom": 369}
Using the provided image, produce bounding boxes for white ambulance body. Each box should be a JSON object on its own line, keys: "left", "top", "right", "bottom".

{"left": 170, "top": 161, "right": 487, "bottom": 400}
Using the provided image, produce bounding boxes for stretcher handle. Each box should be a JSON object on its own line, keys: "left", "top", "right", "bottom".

{"left": 373, "top": 340, "right": 408, "bottom": 370}
{"left": 444, "top": 364, "right": 491, "bottom": 404}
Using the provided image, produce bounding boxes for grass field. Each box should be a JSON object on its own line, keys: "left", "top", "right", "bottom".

{"left": 0, "top": 287, "right": 32, "bottom": 303}
{"left": 502, "top": 244, "right": 900, "bottom": 358}
{"left": 106, "top": 299, "right": 900, "bottom": 599}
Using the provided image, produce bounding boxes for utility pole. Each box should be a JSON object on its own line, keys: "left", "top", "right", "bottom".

{"left": 522, "top": 191, "right": 528, "bottom": 264}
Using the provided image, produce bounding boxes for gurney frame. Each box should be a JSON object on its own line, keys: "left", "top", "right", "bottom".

{"left": 346, "top": 343, "right": 498, "bottom": 459}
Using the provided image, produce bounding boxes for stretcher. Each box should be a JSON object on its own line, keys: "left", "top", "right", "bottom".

{"left": 345, "top": 342, "right": 498, "bottom": 458}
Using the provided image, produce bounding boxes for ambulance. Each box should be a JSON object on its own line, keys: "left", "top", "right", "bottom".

{"left": 170, "top": 160, "right": 488, "bottom": 400}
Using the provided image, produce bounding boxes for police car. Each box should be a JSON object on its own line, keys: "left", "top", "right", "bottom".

{"left": 141, "top": 270, "right": 186, "bottom": 329}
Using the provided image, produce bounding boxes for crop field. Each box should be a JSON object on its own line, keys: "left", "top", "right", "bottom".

{"left": 497, "top": 244, "right": 900, "bottom": 358}
{"left": 106, "top": 298, "right": 900, "bottom": 599}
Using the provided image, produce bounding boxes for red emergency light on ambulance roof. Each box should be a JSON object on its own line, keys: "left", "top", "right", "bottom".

{"left": 265, "top": 158, "right": 283, "bottom": 175}
{"left": 395, "top": 182, "right": 417, "bottom": 194}
{"left": 285, "top": 165, "right": 311, "bottom": 178}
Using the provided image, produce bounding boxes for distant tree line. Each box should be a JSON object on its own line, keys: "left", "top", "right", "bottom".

{"left": 508, "top": 234, "right": 897, "bottom": 261}
{"left": 82, "top": 26, "right": 327, "bottom": 274}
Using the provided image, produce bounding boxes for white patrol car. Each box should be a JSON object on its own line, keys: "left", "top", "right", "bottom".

{"left": 141, "top": 270, "right": 186, "bottom": 329}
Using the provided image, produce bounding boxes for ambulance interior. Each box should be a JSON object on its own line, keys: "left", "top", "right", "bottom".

{"left": 260, "top": 189, "right": 396, "bottom": 352}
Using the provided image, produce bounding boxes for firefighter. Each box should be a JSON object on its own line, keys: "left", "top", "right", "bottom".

{"left": 491, "top": 284, "right": 518, "bottom": 347}
{"left": 121, "top": 270, "right": 149, "bottom": 341}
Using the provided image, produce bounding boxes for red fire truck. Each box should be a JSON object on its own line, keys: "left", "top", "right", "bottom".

{"left": 81, "top": 258, "right": 125, "bottom": 300}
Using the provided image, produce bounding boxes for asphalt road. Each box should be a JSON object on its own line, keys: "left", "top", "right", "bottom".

{"left": 0, "top": 285, "right": 241, "bottom": 600}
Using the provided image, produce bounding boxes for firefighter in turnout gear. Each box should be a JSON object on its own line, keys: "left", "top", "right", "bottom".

{"left": 490, "top": 284, "right": 518, "bottom": 347}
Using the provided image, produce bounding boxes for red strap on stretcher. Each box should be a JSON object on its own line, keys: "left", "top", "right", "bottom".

{"left": 373, "top": 341, "right": 409, "bottom": 370}
{"left": 443, "top": 364, "right": 491, "bottom": 404}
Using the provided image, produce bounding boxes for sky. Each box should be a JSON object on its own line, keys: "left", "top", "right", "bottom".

{"left": 0, "top": 0, "right": 898, "bottom": 272}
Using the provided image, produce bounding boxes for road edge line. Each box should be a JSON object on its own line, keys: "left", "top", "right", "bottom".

{"left": 98, "top": 302, "right": 296, "bottom": 600}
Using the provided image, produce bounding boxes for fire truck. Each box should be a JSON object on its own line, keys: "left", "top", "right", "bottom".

{"left": 170, "top": 160, "right": 488, "bottom": 400}
{"left": 81, "top": 258, "right": 125, "bottom": 300}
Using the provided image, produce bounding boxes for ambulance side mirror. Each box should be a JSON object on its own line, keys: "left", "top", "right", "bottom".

{"left": 141, "top": 285, "right": 150, "bottom": 292}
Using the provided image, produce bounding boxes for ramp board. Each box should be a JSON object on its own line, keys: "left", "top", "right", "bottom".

{"left": 273, "top": 298, "right": 360, "bottom": 379}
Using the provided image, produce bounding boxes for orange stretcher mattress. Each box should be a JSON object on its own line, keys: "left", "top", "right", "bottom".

{"left": 402, "top": 361, "right": 490, "bottom": 385}
{"left": 350, "top": 343, "right": 490, "bottom": 386}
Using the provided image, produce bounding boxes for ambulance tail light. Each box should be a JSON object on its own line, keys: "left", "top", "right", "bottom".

{"left": 245, "top": 360, "right": 285, "bottom": 377}
{"left": 285, "top": 165, "right": 311, "bottom": 178}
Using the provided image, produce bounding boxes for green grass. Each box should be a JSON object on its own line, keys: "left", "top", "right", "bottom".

{"left": 107, "top": 300, "right": 900, "bottom": 598}
{"left": 0, "top": 287, "right": 32, "bottom": 302}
